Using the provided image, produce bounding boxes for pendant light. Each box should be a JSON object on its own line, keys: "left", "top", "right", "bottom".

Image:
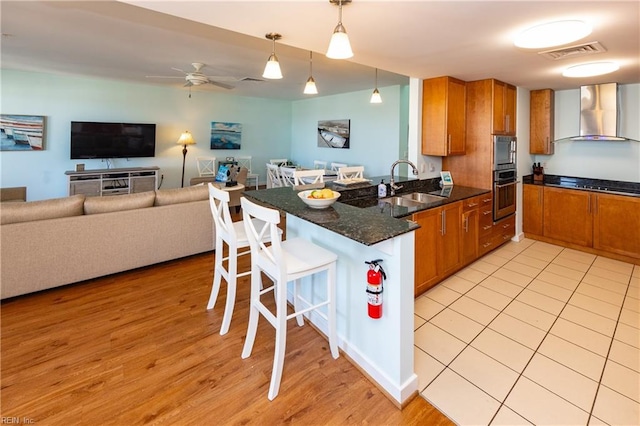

{"left": 326, "top": 0, "right": 353, "bottom": 59}
{"left": 370, "top": 68, "right": 382, "bottom": 104}
{"left": 304, "top": 51, "right": 318, "bottom": 95}
{"left": 263, "top": 33, "right": 283, "bottom": 79}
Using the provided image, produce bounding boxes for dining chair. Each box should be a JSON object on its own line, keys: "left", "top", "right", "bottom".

{"left": 206, "top": 183, "right": 278, "bottom": 335}
{"left": 294, "top": 169, "right": 324, "bottom": 186}
{"left": 338, "top": 165, "right": 364, "bottom": 180}
{"left": 330, "top": 162, "right": 347, "bottom": 172}
{"left": 266, "top": 163, "right": 283, "bottom": 188}
{"left": 236, "top": 156, "right": 259, "bottom": 190}
{"left": 197, "top": 157, "right": 217, "bottom": 177}
{"left": 240, "top": 197, "right": 339, "bottom": 400}
{"left": 279, "top": 166, "right": 296, "bottom": 187}
{"left": 313, "top": 160, "right": 327, "bottom": 170}
{"left": 269, "top": 158, "right": 288, "bottom": 167}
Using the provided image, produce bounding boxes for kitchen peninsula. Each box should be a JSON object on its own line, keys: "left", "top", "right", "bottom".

{"left": 243, "top": 178, "right": 489, "bottom": 406}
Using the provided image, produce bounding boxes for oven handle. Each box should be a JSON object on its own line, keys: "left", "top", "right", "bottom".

{"left": 494, "top": 180, "right": 518, "bottom": 189}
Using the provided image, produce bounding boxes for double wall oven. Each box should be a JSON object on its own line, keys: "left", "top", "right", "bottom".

{"left": 493, "top": 135, "right": 517, "bottom": 221}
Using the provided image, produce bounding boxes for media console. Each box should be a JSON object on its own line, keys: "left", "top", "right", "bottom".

{"left": 66, "top": 167, "right": 160, "bottom": 197}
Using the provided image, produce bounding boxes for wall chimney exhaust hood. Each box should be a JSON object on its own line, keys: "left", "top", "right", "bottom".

{"left": 570, "top": 82, "right": 628, "bottom": 141}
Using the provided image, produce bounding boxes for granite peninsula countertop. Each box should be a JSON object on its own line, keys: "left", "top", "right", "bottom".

{"left": 243, "top": 177, "right": 490, "bottom": 246}
{"left": 523, "top": 174, "right": 640, "bottom": 197}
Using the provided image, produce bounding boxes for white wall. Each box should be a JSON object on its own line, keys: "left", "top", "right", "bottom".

{"left": 534, "top": 83, "right": 640, "bottom": 183}
{"left": 290, "top": 85, "right": 407, "bottom": 177}
{"left": 1, "top": 70, "right": 292, "bottom": 200}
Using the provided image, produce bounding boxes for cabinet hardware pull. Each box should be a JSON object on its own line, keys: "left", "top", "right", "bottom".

{"left": 483, "top": 211, "right": 492, "bottom": 215}
{"left": 467, "top": 203, "right": 478, "bottom": 208}
{"left": 464, "top": 216, "right": 469, "bottom": 232}
{"left": 483, "top": 225, "right": 492, "bottom": 230}
{"left": 441, "top": 210, "right": 446, "bottom": 235}
{"left": 483, "top": 242, "right": 491, "bottom": 248}
{"left": 503, "top": 223, "right": 510, "bottom": 229}
{"left": 503, "top": 235, "right": 510, "bottom": 240}
{"left": 482, "top": 198, "right": 492, "bottom": 203}
{"left": 447, "top": 135, "right": 451, "bottom": 153}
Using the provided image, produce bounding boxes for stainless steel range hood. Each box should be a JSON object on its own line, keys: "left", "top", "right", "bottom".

{"left": 571, "top": 82, "right": 627, "bottom": 141}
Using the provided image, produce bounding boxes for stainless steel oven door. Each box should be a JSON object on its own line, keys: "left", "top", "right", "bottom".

{"left": 494, "top": 180, "right": 517, "bottom": 221}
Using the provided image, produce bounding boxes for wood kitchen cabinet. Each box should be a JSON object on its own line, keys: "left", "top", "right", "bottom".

{"left": 543, "top": 186, "right": 593, "bottom": 247}
{"left": 523, "top": 184, "right": 544, "bottom": 235}
{"left": 422, "top": 76, "right": 466, "bottom": 156}
{"left": 414, "top": 201, "right": 462, "bottom": 296}
{"left": 530, "top": 89, "right": 555, "bottom": 154}
{"left": 593, "top": 193, "right": 640, "bottom": 258}
{"left": 492, "top": 79, "right": 517, "bottom": 136}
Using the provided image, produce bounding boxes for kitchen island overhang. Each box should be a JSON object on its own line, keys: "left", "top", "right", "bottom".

{"left": 243, "top": 186, "right": 419, "bottom": 406}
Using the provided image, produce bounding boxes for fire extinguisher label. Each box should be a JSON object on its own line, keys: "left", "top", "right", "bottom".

{"left": 368, "top": 293, "right": 382, "bottom": 306}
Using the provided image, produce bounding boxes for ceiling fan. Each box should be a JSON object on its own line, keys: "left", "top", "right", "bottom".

{"left": 146, "top": 62, "right": 263, "bottom": 90}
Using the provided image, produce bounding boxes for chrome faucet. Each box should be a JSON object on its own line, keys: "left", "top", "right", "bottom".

{"left": 390, "top": 160, "right": 419, "bottom": 196}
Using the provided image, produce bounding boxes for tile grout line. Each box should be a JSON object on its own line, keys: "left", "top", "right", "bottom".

{"left": 585, "top": 265, "right": 635, "bottom": 424}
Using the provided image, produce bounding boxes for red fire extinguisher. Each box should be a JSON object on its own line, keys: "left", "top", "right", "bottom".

{"left": 365, "top": 259, "right": 386, "bottom": 319}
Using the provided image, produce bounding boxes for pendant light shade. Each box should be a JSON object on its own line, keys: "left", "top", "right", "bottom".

{"left": 326, "top": 0, "right": 353, "bottom": 59}
{"left": 370, "top": 68, "right": 382, "bottom": 104}
{"left": 304, "top": 51, "right": 318, "bottom": 94}
{"left": 263, "top": 33, "right": 283, "bottom": 79}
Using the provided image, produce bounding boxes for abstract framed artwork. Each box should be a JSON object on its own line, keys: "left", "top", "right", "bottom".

{"left": 0, "top": 115, "right": 45, "bottom": 151}
{"left": 317, "top": 119, "right": 350, "bottom": 149}
{"left": 210, "top": 122, "right": 241, "bottom": 150}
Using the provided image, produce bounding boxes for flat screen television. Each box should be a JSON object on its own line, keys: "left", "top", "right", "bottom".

{"left": 70, "top": 121, "right": 156, "bottom": 159}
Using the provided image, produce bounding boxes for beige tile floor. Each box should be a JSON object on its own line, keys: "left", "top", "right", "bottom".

{"left": 415, "top": 238, "right": 640, "bottom": 426}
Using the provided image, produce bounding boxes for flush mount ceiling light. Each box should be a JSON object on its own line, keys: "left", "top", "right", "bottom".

{"left": 263, "top": 32, "right": 283, "bottom": 79}
{"left": 304, "top": 51, "right": 318, "bottom": 95}
{"left": 562, "top": 61, "right": 620, "bottom": 77}
{"left": 370, "top": 68, "right": 382, "bottom": 104}
{"left": 514, "top": 20, "right": 592, "bottom": 49}
{"left": 326, "top": 0, "right": 353, "bottom": 59}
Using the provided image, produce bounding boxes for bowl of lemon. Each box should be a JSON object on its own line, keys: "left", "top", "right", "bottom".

{"left": 298, "top": 188, "right": 341, "bottom": 209}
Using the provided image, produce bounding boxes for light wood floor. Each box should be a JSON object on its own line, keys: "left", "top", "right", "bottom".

{"left": 1, "top": 249, "right": 452, "bottom": 425}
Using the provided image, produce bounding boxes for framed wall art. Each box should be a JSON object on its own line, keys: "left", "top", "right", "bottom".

{"left": 1, "top": 115, "right": 45, "bottom": 151}
{"left": 210, "top": 121, "right": 241, "bottom": 150}
{"left": 317, "top": 119, "right": 350, "bottom": 149}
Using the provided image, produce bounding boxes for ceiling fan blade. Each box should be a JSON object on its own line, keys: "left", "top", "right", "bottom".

{"left": 171, "top": 67, "right": 188, "bottom": 74}
{"left": 183, "top": 81, "right": 193, "bottom": 87}
{"left": 207, "top": 80, "right": 234, "bottom": 90}
{"left": 146, "top": 75, "right": 184, "bottom": 79}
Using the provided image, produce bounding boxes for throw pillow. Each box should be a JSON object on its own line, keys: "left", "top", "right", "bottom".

{"left": 154, "top": 185, "right": 208, "bottom": 206}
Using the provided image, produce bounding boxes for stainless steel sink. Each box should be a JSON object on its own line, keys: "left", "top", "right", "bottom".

{"left": 380, "top": 196, "right": 425, "bottom": 208}
{"left": 401, "top": 192, "right": 445, "bottom": 204}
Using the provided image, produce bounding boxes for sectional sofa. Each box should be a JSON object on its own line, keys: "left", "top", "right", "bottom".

{"left": 0, "top": 185, "right": 215, "bottom": 299}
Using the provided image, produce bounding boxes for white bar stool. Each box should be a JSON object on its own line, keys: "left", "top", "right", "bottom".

{"left": 240, "top": 197, "right": 339, "bottom": 400}
{"left": 206, "top": 183, "right": 278, "bottom": 335}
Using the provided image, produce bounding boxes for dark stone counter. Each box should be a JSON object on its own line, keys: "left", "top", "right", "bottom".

{"left": 243, "top": 177, "right": 490, "bottom": 246}
{"left": 523, "top": 174, "right": 640, "bottom": 197}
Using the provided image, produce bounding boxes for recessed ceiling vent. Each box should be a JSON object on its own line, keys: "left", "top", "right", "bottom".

{"left": 538, "top": 41, "right": 607, "bottom": 60}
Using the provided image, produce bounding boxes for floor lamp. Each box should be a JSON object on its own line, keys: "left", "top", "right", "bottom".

{"left": 177, "top": 131, "right": 196, "bottom": 187}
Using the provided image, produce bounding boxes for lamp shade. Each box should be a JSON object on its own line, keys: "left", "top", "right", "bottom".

{"left": 304, "top": 76, "right": 318, "bottom": 95}
{"left": 263, "top": 54, "right": 283, "bottom": 79}
{"left": 370, "top": 88, "right": 382, "bottom": 104}
{"left": 326, "top": 26, "right": 353, "bottom": 59}
{"left": 177, "top": 131, "right": 196, "bottom": 146}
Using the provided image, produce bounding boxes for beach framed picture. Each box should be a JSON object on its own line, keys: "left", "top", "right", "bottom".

{"left": 317, "top": 119, "right": 350, "bottom": 149}
{"left": 210, "top": 122, "right": 241, "bottom": 149}
{"left": 0, "top": 115, "right": 45, "bottom": 151}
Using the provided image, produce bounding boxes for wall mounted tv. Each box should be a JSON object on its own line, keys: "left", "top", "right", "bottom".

{"left": 70, "top": 121, "right": 156, "bottom": 159}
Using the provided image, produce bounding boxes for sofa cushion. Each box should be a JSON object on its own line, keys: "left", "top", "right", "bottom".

{"left": 84, "top": 191, "right": 155, "bottom": 215}
{"left": 1, "top": 194, "right": 85, "bottom": 225}
{"left": 154, "top": 185, "right": 209, "bottom": 206}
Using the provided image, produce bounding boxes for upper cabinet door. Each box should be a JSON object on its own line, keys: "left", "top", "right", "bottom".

{"left": 422, "top": 76, "right": 466, "bottom": 156}
{"left": 491, "top": 80, "right": 517, "bottom": 136}
{"left": 530, "top": 89, "right": 555, "bottom": 154}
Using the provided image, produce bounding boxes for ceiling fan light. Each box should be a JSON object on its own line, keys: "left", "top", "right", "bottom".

{"left": 562, "top": 61, "right": 620, "bottom": 78}
{"left": 304, "top": 76, "right": 318, "bottom": 95}
{"left": 327, "top": 26, "right": 353, "bottom": 59}
{"left": 514, "top": 20, "right": 592, "bottom": 49}
{"left": 262, "top": 53, "right": 283, "bottom": 79}
{"left": 370, "top": 88, "right": 382, "bottom": 104}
